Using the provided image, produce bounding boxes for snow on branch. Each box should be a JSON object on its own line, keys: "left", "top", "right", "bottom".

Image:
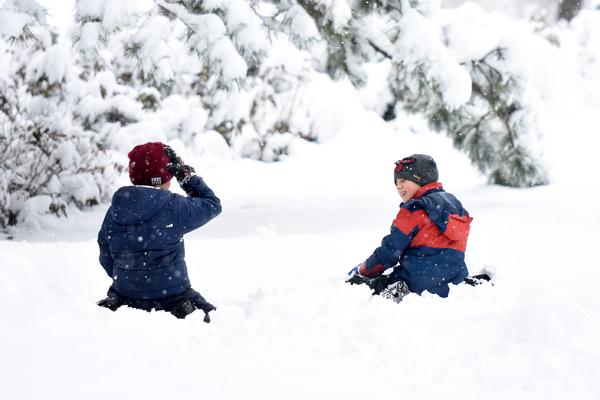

{"left": 156, "top": 0, "right": 252, "bottom": 83}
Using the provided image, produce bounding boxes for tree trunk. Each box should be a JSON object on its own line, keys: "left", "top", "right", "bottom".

{"left": 558, "top": 0, "right": 583, "bottom": 21}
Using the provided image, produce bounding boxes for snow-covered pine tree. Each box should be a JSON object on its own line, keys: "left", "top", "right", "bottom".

{"left": 73, "top": 0, "right": 548, "bottom": 185}
{"left": 113, "top": 0, "right": 270, "bottom": 88}
{"left": 0, "top": 0, "right": 46, "bottom": 40}
{"left": 426, "top": 48, "right": 547, "bottom": 187}
{"left": 72, "top": 0, "right": 312, "bottom": 161}
{"left": 72, "top": 0, "right": 141, "bottom": 78}
{"left": 278, "top": 0, "right": 548, "bottom": 187}
{"left": 275, "top": 0, "right": 374, "bottom": 85}
{"left": 206, "top": 57, "right": 312, "bottom": 161}
{"left": 71, "top": 0, "right": 148, "bottom": 127}
{"left": 0, "top": 3, "right": 117, "bottom": 230}
{"left": 147, "top": 0, "right": 297, "bottom": 162}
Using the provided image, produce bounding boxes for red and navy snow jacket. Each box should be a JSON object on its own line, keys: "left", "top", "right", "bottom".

{"left": 359, "top": 182, "right": 472, "bottom": 297}
{"left": 97, "top": 176, "right": 221, "bottom": 299}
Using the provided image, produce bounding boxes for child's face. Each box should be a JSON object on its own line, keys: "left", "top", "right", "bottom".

{"left": 396, "top": 178, "right": 421, "bottom": 202}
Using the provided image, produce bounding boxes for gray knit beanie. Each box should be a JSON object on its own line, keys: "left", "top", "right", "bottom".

{"left": 393, "top": 154, "right": 439, "bottom": 185}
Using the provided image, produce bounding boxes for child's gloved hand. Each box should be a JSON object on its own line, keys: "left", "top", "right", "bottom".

{"left": 164, "top": 144, "right": 182, "bottom": 165}
{"left": 346, "top": 264, "right": 365, "bottom": 284}
{"left": 164, "top": 144, "right": 196, "bottom": 183}
{"left": 168, "top": 162, "right": 196, "bottom": 183}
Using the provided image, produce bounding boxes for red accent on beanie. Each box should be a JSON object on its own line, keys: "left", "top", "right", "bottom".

{"left": 128, "top": 142, "right": 173, "bottom": 186}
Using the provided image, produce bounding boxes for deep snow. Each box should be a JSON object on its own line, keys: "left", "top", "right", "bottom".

{"left": 3, "top": 2, "right": 600, "bottom": 399}
{"left": 2, "top": 98, "right": 599, "bottom": 399}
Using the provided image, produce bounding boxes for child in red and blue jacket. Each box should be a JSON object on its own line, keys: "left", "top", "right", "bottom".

{"left": 348, "top": 154, "right": 472, "bottom": 301}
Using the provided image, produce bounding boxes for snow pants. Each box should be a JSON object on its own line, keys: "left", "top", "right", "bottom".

{"left": 97, "top": 286, "right": 216, "bottom": 323}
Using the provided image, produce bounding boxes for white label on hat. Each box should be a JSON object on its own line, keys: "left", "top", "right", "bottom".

{"left": 151, "top": 177, "right": 162, "bottom": 185}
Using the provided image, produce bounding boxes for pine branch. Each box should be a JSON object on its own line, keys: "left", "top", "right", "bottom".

{"left": 367, "top": 39, "right": 392, "bottom": 59}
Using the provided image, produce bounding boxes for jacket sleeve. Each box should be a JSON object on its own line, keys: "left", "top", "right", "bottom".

{"left": 177, "top": 175, "right": 222, "bottom": 234}
{"left": 360, "top": 208, "right": 421, "bottom": 277}
{"left": 97, "top": 210, "right": 114, "bottom": 277}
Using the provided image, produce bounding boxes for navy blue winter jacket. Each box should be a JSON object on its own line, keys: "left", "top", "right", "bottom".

{"left": 97, "top": 176, "right": 221, "bottom": 299}
{"left": 360, "top": 182, "right": 472, "bottom": 297}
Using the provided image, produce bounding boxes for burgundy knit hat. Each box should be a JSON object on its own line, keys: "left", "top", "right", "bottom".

{"left": 128, "top": 142, "right": 173, "bottom": 186}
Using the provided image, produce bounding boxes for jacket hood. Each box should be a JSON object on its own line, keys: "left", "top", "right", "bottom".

{"left": 406, "top": 184, "right": 470, "bottom": 234}
{"left": 110, "top": 186, "right": 172, "bottom": 225}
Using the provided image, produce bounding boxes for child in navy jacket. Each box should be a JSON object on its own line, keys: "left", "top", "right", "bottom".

{"left": 348, "top": 154, "right": 472, "bottom": 302}
{"left": 97, "top": 142, "right": 221, "bottom": 321}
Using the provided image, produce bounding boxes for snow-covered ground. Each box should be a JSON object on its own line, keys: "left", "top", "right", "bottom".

{"left": 2, "top": 93, "right": 600, "bottom": 399}
{"left": 3, "top": 4, "right": 600, "bottom": 400}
